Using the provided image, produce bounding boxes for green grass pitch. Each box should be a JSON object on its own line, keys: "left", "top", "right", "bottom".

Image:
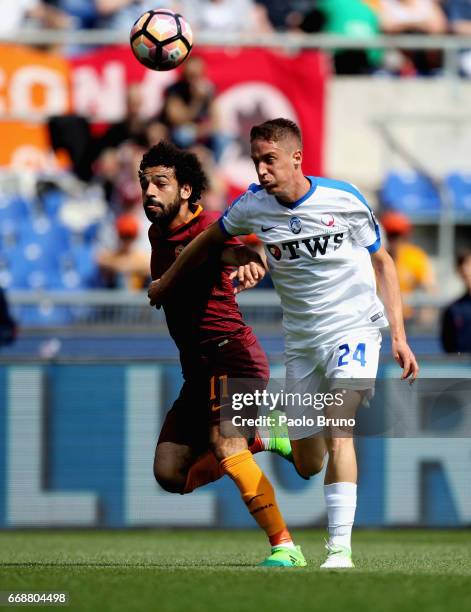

{"left": 0, "top": 530, "right": 469, "bottom": 612}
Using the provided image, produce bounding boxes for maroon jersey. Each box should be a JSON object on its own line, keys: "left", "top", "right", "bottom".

{"left": 149, "top": 207, "right": 254, "bottom": 354}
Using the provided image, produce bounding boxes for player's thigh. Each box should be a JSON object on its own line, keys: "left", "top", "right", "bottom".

{"left": 285, "top": 349, "right": 327, "bottom": 476}
{"left": 290, "top": 386, "right": 361, "bottom": 467}
{"left": 323, "top": 390, "right": 363, "bottom": 451}
{"left": 323, "top": 329, "right": 382, "bottom": 442}
{"left": 284, "top": 349, "right": 324, "bottom": 441}
{"left": 207, "top": 336, "right": 269, "bottom": 441}
{"left": 155, "top": 384, "right": 208, "bottom": 491}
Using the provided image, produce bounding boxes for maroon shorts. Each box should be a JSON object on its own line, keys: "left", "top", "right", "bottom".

{"left": 158, "top": 334, "right": 269, "bottom": 453}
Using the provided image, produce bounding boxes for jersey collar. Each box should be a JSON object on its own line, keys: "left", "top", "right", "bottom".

{"left": 166, "top": 204, "right": 203, "bottom": 237}
{"left": 276, "top": 176, "right": 317, "bottom": 210}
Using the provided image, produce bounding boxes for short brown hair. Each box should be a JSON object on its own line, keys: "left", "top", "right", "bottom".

{"left": 250, "top": 118, "right": 302, "bottom": 147}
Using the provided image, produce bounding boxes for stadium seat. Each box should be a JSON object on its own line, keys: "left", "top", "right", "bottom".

{"left": 40, "top": 188, "right": 66, "bottom": 219}
{"left": 0, "top": 219, "right": 18, "bottom": 250}
{"left": 445, "top": 173, "right": 471, "bottom": 216}
{"left": 3, "top": 233, "right": 99, "bottom": 294}
{"left": 0, "top": 194, "right": 30, "bottom": 222}
{"left": 18, "top": 303, "right": 73, "bottom": 326}
{"left": 6, "top": 238, "right": 60, "bottom": 290}
{"left": 0, "top": 254, "right": 13, "bottom": 290}
{"left": 68, "top": 244, "right": 100, "bottom": 287}
{"left": 50, "top": 269, "right": 84, "bottom": 291}
{"left": 18, "top": 217, "right": 71, "bottom": 254}
{"left": 0, "top": 195, "right": 31, "bottom": 252}
{"left": 82, "top": 221, "right": 101, "bottom": 244}
{"left": 16, "top": 238, "right": 57, "bottom": 276}
{"left": 9, "top": 262, "right": 79, "bottom": 326}
{"left": 6, "top": 247, "right": 38, "bottom": 289}
{"left": 380, "top": 171, "right": 441, "bottom": 216}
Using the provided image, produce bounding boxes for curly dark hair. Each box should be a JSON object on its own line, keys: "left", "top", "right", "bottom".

{"left": 139, "top": 141, "right": 208, "bottom": 205}
{"left": 250, "top": 118, "right": 302, "bottom": 147}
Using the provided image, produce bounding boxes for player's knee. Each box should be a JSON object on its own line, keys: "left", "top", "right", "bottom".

{"left": 153, "top": 461, "right": 186, "bottom": 494}
{"left": 312, "top": 453, "right": 326, "bottom": 475}
{"left": 210, "top": 437, "right": 247, "bottom": 462}
{"left": 293, "top": 447, "right": 326, "bottom": 477}
{"left": 296, "top": 454, "right": 325, "bottom": 478}
{"left": 292, "top": 440, "right": 326, "bottom": 478}
{"left": 209, "top": 426, "right": 247, "bottom": 462}
{"left": 327, "top": 436, "right": 353, "bottom": 455}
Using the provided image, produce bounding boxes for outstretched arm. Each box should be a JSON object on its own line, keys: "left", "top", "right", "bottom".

{"left": 148, "top": 222, "right": 226, "bottom": 306}
{"left": 371, "top": 246, "right": 419, "bottom": 381}
{"left": 221, "top": 244, "right": 267, "bottom": 294}
{"left": 148, "top": 222, "right": 265, "bottom": 305}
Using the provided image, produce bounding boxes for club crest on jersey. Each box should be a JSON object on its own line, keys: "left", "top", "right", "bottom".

{"left": 289, "top": 216, "right": 302, "bottom": 234}
{"left": 321, "top": 214, "right": 335, "bottom": 227}
{"left": 174, "top": 244, "right": 185, "bottom": 257}
{"left": 268, "top": 245, "right": 282, "bottom": 261}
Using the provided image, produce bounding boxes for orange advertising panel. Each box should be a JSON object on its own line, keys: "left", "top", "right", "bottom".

{"left": 0, "top": 44, "right": 71, "bottom": 169}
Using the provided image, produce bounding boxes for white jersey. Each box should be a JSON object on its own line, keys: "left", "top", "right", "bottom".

{"left": 219, "top": 176, "right": 388, "bottom": 350}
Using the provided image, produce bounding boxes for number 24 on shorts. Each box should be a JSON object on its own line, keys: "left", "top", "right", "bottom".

{"left": 337, "top": 342, "right": 366, "bottom": 367}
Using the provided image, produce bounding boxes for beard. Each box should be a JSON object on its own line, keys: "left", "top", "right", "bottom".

{"left": 144, "top": 194, "right": 181, "bottom": 228}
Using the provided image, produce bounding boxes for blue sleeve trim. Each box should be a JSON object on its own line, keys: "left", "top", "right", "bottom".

{"left": 218, "top": 216, "right": 234, "bottom": 237}
{"left": 316, "top": 176, "right": 382, "bottom": 251}
{"left": 366, "top": 237, "right": 381, "bottom": 253}
{"left": 227, "top": 184, "right": 260, "bottom": 212}
{"left": 366, "top": 213, "right": 381, "bottom": 252}
{"left": 248, "top": 183, "right": 263, "bottom": 194}
{"left": 224, "top": 187, "right": 252, "bottom": 219}
{"left": 372, "top": 213, "right": 381, "bottom": 243}
{"left": 315, "top": 177, "right": 369, "bottom": 208}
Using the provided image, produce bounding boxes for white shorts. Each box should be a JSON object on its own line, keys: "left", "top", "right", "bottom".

{"left": 283, "top": 328, "right": 382, "bottom": 440}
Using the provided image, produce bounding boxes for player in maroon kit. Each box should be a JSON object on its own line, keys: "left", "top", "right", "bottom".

{"left": 140, "top": 141, "right": 306, "bottom": 567}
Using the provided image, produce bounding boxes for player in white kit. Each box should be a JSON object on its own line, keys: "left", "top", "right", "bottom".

{"left": 149, "top": 119, "right": 419, "bottom": 568}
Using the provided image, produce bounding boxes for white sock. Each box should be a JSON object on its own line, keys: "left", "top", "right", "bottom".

{"left": 324, "top": 482, "right": 357, "bottom": 549}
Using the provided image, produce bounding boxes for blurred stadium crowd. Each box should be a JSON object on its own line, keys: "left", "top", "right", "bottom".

{"left": 4, "top": 1, "right": 471, "bottom": 75}
{"left": 0, "top": 53, "right": 241, "bottom": 296}
{"left": 0, "top": 1, "right": 470, "bottom": 352}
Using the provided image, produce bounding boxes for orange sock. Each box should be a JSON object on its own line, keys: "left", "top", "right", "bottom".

{"left": 220, "top": 450, "right": 291, "bottom": 543}
{"left": 183, "top": 451, "right": 223, "bottom": 494}
{"left": 182, "top": 441, "right": 264, "bottom": 495}
{"left": 269, "top": 527, "right": 293, "bottom": 547}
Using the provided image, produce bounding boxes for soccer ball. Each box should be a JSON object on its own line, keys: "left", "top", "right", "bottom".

{"left": 130, "top": 9, "right": 193, "bottom": 71}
